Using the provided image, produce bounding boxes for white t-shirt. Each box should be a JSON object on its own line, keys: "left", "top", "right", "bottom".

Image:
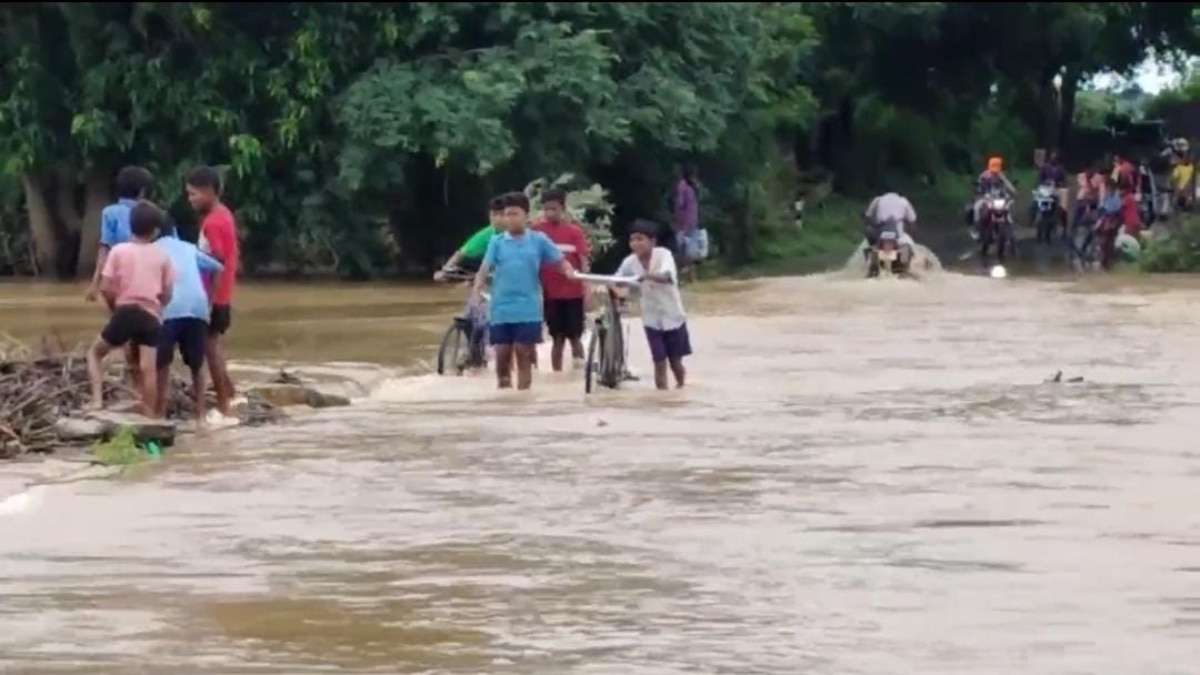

{"left": 864, "top": 193, "right": 917, "bottom": 236}
{"left": 615, "top": 247, "right": 687, "bottom": 331}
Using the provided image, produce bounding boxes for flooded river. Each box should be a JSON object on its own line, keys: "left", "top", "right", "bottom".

{"left": 1, "top": 270, "right": 1199, "bottom": 674}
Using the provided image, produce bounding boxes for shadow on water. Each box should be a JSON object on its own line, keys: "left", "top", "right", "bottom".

{"left": 2, "top": 269, "right": 1200, "bottom": 673}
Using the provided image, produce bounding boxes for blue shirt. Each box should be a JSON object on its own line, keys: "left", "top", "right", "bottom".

{"left": 483, "top": 230, "right": 563, "bottom": 325}
{"left": 100, "top": 198, "right": 139, "bottom": 248}
{"left": 156, "top": 235, "right": 223, "bottom": 322}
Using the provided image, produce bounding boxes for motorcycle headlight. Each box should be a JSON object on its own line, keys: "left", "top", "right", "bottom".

{"left": 991, "top": 199, "right": 1007, "bottom": 209}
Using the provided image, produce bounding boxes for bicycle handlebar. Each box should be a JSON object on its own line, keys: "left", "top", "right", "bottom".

{"left": 438, "top": 268, "right": 476, "bottom": 282}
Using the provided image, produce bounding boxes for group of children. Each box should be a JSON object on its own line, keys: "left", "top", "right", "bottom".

{"left": 85, "top": 165, "right": 240, "bottom": 423}
{"left": 438, "top": 189, "right": 692, "bottom": 392}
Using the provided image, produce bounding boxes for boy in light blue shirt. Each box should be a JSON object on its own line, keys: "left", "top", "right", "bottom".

{"left": 87, "top": 166, "right": 155, "bottom": 303}
{"left": 471, "top": 191, "right": 577, "bottom": 390}
{"left": 154, "top": 225, "right": 223, "bottom": 421}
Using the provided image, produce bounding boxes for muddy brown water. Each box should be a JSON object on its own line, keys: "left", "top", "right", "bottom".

{"left": 1, "top": 270, "right": 1199, "bottom": 674}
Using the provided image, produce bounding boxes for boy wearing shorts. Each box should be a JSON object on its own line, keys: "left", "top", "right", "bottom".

{"left": 533, "top": 188, "right": 590, "bottom": 372}
{"left": 186, "top": 166, "right": 240, "bottom": 417}
{"left": 87, "top": 202, "right": 176, "bottom": 416}
{"left": 472, "top": 192, "right": 577, "bottom": 390}
{"left": 615, "top": 219, "right": 692, "bottom": 389}
{"left": 155, "top": 225, "right": 224, "bottom": 421}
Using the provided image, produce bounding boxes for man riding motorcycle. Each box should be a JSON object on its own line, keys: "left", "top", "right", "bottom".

{"left": 862, "top": 192, "right": 917, "bottom": 271}
{"left": 1030, "top": 150, "right": 1068, "bottom": 241}
{"left": 971, "top": 156, "right": 1017, "bottom": 240}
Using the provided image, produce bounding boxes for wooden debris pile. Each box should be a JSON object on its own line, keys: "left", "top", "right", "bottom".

{"left": 0, "top": 334, "right": 284, "bottom": 458}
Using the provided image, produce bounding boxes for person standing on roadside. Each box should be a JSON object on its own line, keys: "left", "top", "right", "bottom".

{"left": 532, "top": 188, "right": 590, "bottom": 372}
{"left": 672, "top": 165, "right": 705, "bottom": 283}
{"left": 185, "top": 166, "right": 239, "bottom": 418}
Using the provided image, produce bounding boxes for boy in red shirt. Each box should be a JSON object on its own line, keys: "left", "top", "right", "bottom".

{"left": 532, "top": 188, "right": 590, "bottom": 372}
{"left": 186, "top": 166, "right": 240, "bottom": 417}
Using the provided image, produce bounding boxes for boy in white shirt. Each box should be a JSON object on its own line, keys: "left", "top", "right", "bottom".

{"left": 614, "top": 219, "right": 692, "bottom": 389}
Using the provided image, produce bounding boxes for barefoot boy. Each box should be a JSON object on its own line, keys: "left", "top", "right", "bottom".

{"left": 87, "top": 201, "right": 176, "bottom": 415}
{"left": 471, "top": 191, "right": 577, "bottom": 390}
{"left": 154, "top": 224, "right": 224, "bottom": 422}
{"left": 185, "top": 166, "right": 239, "bottom": 417}
{"left": 615, "top": 219, "right": 691, "bottom": 389}
{"left": 533, "top": 188, "right": 590, "bottom": 372}
{"left": 87, "top": 166, "right": 156, "bottom": 391}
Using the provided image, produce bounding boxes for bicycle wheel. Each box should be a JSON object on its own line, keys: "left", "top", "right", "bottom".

{"left": 600, "top": 307, "right": 624, "bottom": 389}
{"left": 436, "top": 321, "right": 464, "bottom": 375}
{"left": 584, "top": 323, "right": 604, "bottom": 394}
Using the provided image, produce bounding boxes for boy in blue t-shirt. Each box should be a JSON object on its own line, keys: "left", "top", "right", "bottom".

{"left": 154, "top": 225, "right": 224, "bottom": 421}
{"left": 87, "top": 166, "right": 155, "bottom": 303}
{"left": 471, "top": 191, "right": 577, "bottom": 390}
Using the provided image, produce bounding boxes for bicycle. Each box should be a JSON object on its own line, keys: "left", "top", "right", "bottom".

{"left": 583, "top": 286, "right": 633, "bottom": 394}
{"left": 434, "top": 269, "right": 490, "bottom": 375}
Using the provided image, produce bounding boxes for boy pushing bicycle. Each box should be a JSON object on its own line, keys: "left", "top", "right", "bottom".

{"left": 613, "top": 219, "right": 691, "bottom": 389}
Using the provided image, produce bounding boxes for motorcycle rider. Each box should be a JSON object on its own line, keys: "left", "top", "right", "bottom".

{"left": 1168, "top": 139, "right": 1195, "bottom": 212}
{"left": 862, "top": 191, "right": 917, "bottom": 267}
{"left": 971, "top": 156, "right": 1017, "bottom": 240}
{"left": 1031, "top": 149, "right": 1068, "bottom": 229}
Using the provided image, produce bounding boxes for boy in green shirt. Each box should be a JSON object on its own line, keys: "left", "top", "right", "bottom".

{"left": 435, "top": 196, "right": 506, "bottom": 278}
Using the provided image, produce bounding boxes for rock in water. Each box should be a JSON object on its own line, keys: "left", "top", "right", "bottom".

{"left": 246, "top": 384, "right": 351, "bottom": 409}
{"left": 83, "top": 411, "right": 177, "bottom": 447}
{"left": 54, "top": 417, "right": 108, "bottom": 443}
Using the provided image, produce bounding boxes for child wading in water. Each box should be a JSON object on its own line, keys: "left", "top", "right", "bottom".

{"left": 87, "top": 201, "right": 176, "bottom": 416}
{"left": 472, "top": 191, "right": 577, "bottom": 390}
{"left": 615, "top": 219, "right": 691, "bottom": 389}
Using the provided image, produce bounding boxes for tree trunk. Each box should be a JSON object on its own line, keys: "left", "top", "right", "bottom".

{"left": 21, "top": 170, "right": 110, "bottom": 279}
{"left": 22, "top": 174, "right": 60, "bottom": 278}
{"left": 1058, "top": 74, "right": 1079, "bottom": 165}
{"left": 75, "top": 172, "right": 111, "bottom": 278}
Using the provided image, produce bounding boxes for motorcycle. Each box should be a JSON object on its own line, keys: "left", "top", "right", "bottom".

{"left": 978, "top": 190, "right": 1015, "bottom": 268}
{"left": 1093, "top": 201, "right": 1122, "bottom": 270}
{"left": 1031, "top": 184, "right": 1062, "bottom": 245}
{"left": 866, "top": 220, "right": 909, "bottom": 279}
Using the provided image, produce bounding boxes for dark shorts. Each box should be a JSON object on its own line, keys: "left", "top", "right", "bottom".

{"left": 489, "top": 321, "right": 543, "bottom": 346}
{"left": 157, "top": 318, "right": 208, "bottom": 372}
{"left": 210, "top": 304, "right": 232, "bottom": 336}
{"left": 101, "top": 305, "right": 162, "bottom": 348}
{"left": 644, "top": 324, "right": 692, "bottom": 363}
{"left": 544, "top": 297, "right": 585, "bottom": 340}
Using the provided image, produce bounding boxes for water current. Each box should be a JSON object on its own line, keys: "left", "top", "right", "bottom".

{"left": 1, "top": 266, "right": 1198, "bottom": 674}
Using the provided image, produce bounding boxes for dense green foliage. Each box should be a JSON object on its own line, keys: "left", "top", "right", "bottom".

{"left": 2, "top": 3, "right": 1200, "bottom": 279}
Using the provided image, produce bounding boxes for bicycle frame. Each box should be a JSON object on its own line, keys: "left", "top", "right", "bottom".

{"left": 436, "top": 269, "right": 490, "bottom": 374}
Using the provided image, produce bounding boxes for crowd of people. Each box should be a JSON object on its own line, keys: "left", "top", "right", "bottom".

{"left": 436, "top": 187, "right": 693, "bottom": 393}
{"left": 83, "top": 163, "right": 701, "bottom": 415}
{"left": 83, "top": 166, "right": 240, "bottom": 424}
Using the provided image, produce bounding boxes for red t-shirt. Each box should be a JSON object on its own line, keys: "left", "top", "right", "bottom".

{"left": 533, "top": 218, "right": 588, "bottom": 300}
{"left": 200, "top": 203, "right": 239, "bottom": 306}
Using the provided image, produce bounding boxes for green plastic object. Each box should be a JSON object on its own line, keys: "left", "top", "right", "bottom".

{"left": 144, "top": 441, "right": 163, "bottom": 459}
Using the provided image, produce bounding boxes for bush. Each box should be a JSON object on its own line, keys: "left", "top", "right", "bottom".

{"left": 1141, "top": 215, "right": 1200, "bottom": 272}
